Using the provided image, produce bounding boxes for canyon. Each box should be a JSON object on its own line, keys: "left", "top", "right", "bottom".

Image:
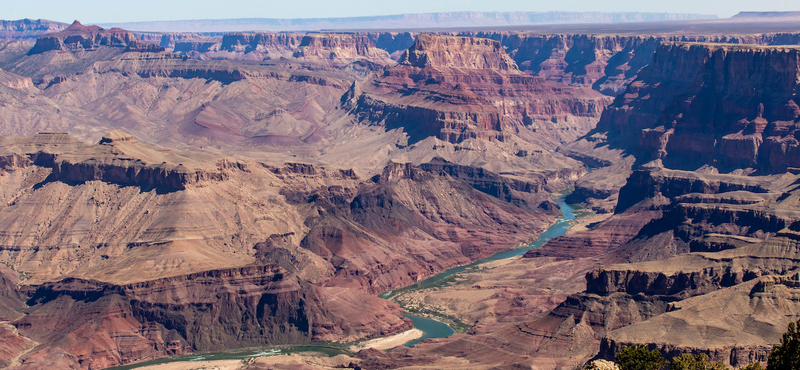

{"left": 0, "top": 11, "right": 799, "bottom": 370}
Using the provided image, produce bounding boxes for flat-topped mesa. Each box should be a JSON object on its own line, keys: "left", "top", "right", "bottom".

{"left": 0, "top": 19, "right": 68, "bottom": 41}
{"left": 732, "top": 11, "right": 800, "bottom": 18}
{"left": 598, "top": 42, "right": 800, "bottom": 173}
{"left": 28, "top": 20, "right": 165, "bottom": 54}
{"left": 293, "top": 33, "right": 394, "bottom": 67}
{"left": 400, "top": 33, "right": 518, "bottom": 70}
{"left": 0, "top": 132, "right": 228, "bottom": 192}
{"left": 219, "top": 32, "right": 304, "bottom": 54}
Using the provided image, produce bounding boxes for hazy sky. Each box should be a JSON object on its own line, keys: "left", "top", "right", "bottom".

{"left": 4, "top": 0, "right": 799, "bottom": 23}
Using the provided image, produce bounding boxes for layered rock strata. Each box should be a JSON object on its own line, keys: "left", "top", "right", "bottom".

{"left": 350, "top": 34, "right": 611, "bottom": 147}
{"left": 592, "top": 232, "right": 800, "bottom": 367}
{"left": 293, "top": 33, "right": 394, "bottom": 68}
{"left": 598, "top": 43, "right": 800, "bottom": 173}
{"left": 454, "top": 32, "right": 800, "bottom": 95}
{"left": 15, "top": 265, "right": 409, "bottom": 369}
{"left": 559, "top": 42, "right": 800, "bottom": 215}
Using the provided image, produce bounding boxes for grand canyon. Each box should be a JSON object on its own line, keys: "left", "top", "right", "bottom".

{"left": 0, "top": 7, "right": 799, "bottom": 370}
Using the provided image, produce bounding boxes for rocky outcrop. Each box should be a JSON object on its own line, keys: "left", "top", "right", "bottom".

{"left": 28, "top": 21, "right": 164, "bottom": 54}
{"left": 293, "top": 33, "right": 394, "bottom": 68}
{"left": 597, "top": 272, "right": 800, "bottom": 367}
{"left": 156, "top": 32, "right": 394, "bottom": 66}
{"left": 173, "top": 40, "right": 219, "bottom": 54}
{"left": 455, "top": 32, "right": 661, "bottom": 95}
{"left": 615, "top": 168, "right": 772, "bottom": 213}
{"left": 420, "top": 157, "right": 558, "bottom": 213}
{"left": 132, "top": 31, "right": 224, "bottom": 49}
{"left": 401, "top": 33, "right": 517, "bottom": 70}
{"left": 596, "top": 43, "right": 800, "bottom": 173}
{"left": 587, "top": 229, "right": 800, "bottom": 297}
{"left": 220, "top": 32, "right": 303, "bottom": 54}
{"left": 487, "top": 232, "right": 800, "bottom": 369}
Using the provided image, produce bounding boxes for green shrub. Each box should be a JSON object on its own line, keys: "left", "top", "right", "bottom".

{"left": 740, "top": 363, "right": 764, "bottom": 370}
{"left": 615, "top": 345, "right": 666, "bottom": 370}
{"left": 767, "top": 319, "right": 800, "bottom": 370}
{"left": 669, "top": 353, "right": 729, "bottom": 370}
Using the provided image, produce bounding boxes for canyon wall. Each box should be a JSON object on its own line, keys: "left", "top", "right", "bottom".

{"left": 351, "top": 34, "right": 611, "bottom": 148}
{"left": 597, "top": 42, "right": 800, "bottom": 173}
{"left": 15, "top": 264, "right": 410, "bottom": 369}
{"left": 293, "top": 33, "right": 394, "bottom": 68}
{"left": 451, "top": 32, "right": 800, "bottom": 95}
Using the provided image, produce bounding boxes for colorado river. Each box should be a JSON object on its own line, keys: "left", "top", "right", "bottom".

{"left": 383, "top": 196, "right": 577, "bottom": 346}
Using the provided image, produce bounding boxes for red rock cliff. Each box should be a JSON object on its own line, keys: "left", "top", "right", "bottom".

{"left": 449, "top": 32, "right": 800, "bottom": 95}
{"left": 351, "top": 34, "right": 611, "bottom": 146}
{"left": 597, "top": 42, "right": 800, "bottom": 173}
{"left": 15, "top": 265, "right": 410, "bottom": 369}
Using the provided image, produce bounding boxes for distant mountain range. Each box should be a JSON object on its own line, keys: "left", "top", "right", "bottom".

{"left": 95, "top": 11, "right": 718, "bottom": 32}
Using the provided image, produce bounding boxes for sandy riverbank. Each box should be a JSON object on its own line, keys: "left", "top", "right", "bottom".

{"left": 348, "top": 328, "right": 423, "bottom": 351}
{"left": 132, "top": 359, "right": 246, "bottom": 370}
{"left": 131, "top": 353, "right": 362, "bottom": 370}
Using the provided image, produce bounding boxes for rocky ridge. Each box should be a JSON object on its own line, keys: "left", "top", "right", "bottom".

{"left": 559, "top": 41, "right": 800, "bottom": 215}
{"left": 28, "top": 20, "right": 164, "bottom": 54}
{"left": 111, "top": 30, "right": 800, "bottom": 97}
{"left": 592, "top": 232, "right": 800, "bottom": 367}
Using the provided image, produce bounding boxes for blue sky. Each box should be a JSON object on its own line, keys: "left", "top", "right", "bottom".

{"left": 4, "top": 0, "right": 799, "bottom": 23}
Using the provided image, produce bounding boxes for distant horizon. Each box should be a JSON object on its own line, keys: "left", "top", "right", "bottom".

{"left": 69, "top": 10, "right": 722, "bottom": 24}
{"left": 5, "top": 0, "right": 799, "bottom": 24}
{"left": 8, "top": 11, "right": 727, "bottom": 26}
